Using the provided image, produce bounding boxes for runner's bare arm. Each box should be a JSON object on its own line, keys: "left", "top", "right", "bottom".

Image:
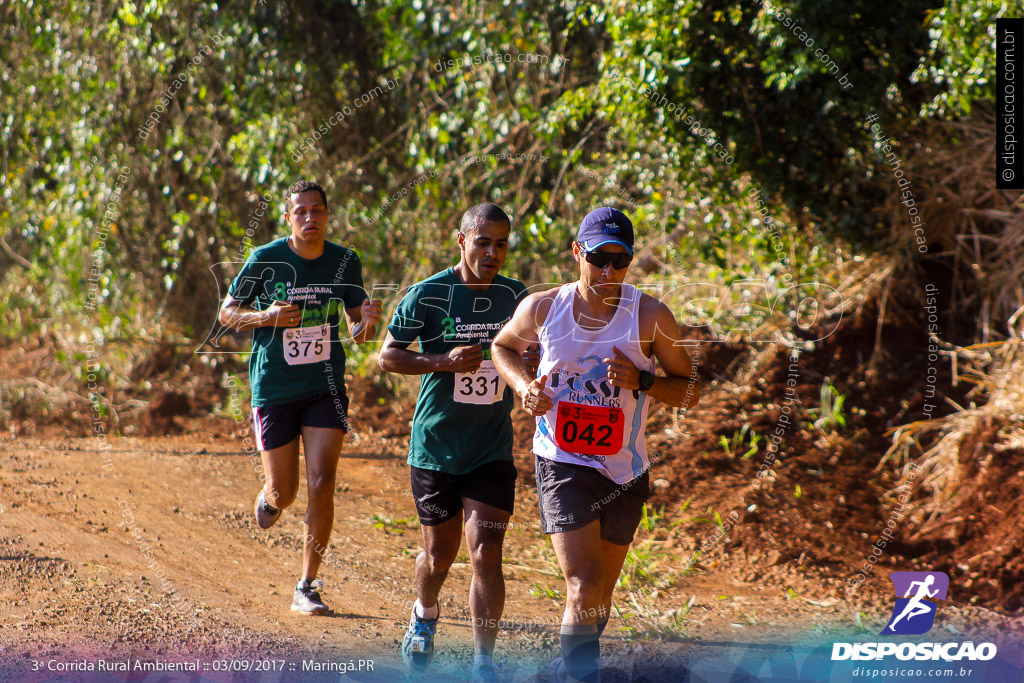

{"left": 378, "top": 333, "right": 483, "bottom": 374}
{"left": 493, "top": 291, "right": 556, "bottom": 415}
{"left": 603, "top": 298, "right": 699, "bottom": 409}
{"left": 344, "top": 298, "right": 383, "bottom": 344}
{"left": 645, "top": 299, "right": 700, "bottom": 409}
{"left": 492, "top": 292, "right": 544, "bottom": 387}
{"left": 219, "top": 295, "right": 300, "bottom": 330}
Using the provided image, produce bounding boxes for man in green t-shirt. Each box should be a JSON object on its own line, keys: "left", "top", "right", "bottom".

{"left": 379, "top": 203, "right": 534, "bottom": 683}
{"left": 219, "top": 180, "right": 381, "bottom": 615}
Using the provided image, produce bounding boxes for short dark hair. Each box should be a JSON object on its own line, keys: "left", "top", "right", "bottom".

{"left": 285, "top": 180, "right": 328, "bottom": 213}
{"left": 460, "top": 202, "right": 510, "bottom": 233}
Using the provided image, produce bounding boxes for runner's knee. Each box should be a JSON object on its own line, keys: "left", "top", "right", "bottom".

{"left": 468, "top": 537, "right": 503, "bottom": 570}
{"left": 565, "top": 573, "right": 603, "bottom": 606}
{"left": 421, "top": 546, "right": 456, "bottom": 577}
{"left": 266, "top": 482, "right": 298, "bottom": 509}
{"left": 306, "top": 473, "right": 336, "bottom": 498}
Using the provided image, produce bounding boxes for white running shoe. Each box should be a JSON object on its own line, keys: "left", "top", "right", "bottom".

{"left": 291, "top": 579, "right": 329, "bottom": 615}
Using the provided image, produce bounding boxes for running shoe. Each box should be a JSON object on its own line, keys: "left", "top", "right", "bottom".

{"left": 470, "top": 661, "right": 501, "bottom": 683}
{"left": 253, "top": 489, "right": 281, "bottom": 529}
{"left": 401, "top": 604, "right": 438, "bottom": 671}
{"left": 291, "top": 579, "right": 330, "bottom": 615}
{"left": 549, "top": 655, "right": 565, "bottom": 683}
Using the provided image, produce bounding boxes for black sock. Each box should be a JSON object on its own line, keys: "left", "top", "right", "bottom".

{"left": 595, "top": 618, "right": 609, "bottom": 637}
{"left": 559, "top": 624, "right": 599, "bottom": 683}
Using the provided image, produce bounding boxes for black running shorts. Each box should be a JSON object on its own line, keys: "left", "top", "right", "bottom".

{"left": 535, "top": 454, "right": 650, "bottom": 546}
{"left": 410, "top": 460, "right": 518, "bottom": 526}
{"left": 250, "top": 391, "right": 349, "bottom": 452}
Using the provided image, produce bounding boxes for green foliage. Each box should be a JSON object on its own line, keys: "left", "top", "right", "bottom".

{"left": 808, "top": 377, "right": 847, "bottom": 432}
{"left": 615, "top": 593, "right": 695, "bottom": 640}
{"left": 912, "top": 0, "right": 1013, "bottom": 117}
{"left": 371, "top": 513, "right": 417, "bottom": 533}
{"left": 0, "top": 0, "right": 999, "bottom": 348}
{"left": 720, "top": 424, "right": 762, "bottom": 459}
{"left": 596, "top": 0, "right": 939, "bottom": 236}
{"left": 617, "top": 543, "right": 669, "bottom": 589}
{"left": 529, "top": 582, "right": 563, "bottom": 600}
{"left": 683, "top": 505, "right": 727, "bottom": 527}
{"left": 638, "top": 503, "right": 667, "bottom": 533}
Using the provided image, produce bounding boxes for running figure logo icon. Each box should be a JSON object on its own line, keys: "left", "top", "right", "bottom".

{"left": 880, "top": 571, "right": 949, "bottom": 635}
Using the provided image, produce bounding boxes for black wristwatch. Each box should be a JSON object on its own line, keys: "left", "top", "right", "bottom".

{"left": 633, "top": 370, "right": 655, "bottom": 398}
{"left": 639, "top": 370, "right": 655, "bottom": 391}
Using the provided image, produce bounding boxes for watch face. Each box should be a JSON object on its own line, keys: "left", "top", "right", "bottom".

{"left": 640, "top": 371, "right": 654, "bottom": 391}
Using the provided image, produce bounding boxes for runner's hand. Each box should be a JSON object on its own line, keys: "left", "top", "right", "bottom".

{"left": 360, "top": 298, "right": 383, "bottom": 328}
{"left": 523, "top": 343, "right": 540, "bottom": 376}
{"left": 264, "top": 301, "right": 302, "bottom": 328}
{"left": 604, "top": 346, "right": 640, "bottom": 390}
{"left": 446, "top": 342, "right": 483, "bottom": 373}
{"left": 520, "top": 374, "right": 554, "bottom": 417}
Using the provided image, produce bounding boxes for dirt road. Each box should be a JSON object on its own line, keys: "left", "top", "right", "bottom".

{"left": 0, "top": 433, "right": 1019, "bottom": 682}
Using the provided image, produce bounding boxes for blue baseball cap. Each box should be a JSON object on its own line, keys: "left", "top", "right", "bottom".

{"left": 577, "top": 207, "right": 634, "bottom": 254}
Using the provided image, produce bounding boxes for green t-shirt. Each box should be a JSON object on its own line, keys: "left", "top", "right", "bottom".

{"left": 227, "top": 237, "right": 367, "bottom": 407}
{"left": 388, "top": 268, "right": 527, "bottom": 474}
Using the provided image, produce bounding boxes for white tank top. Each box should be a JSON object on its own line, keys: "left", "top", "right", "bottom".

{"left": 533, "top": 282, "right": 655, "bottom": 484}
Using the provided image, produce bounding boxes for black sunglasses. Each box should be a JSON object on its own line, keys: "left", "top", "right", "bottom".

{"left": 579, "top": 245, "right": 632, "bottom": 270}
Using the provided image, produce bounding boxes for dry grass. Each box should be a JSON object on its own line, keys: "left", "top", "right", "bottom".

{"left": 887, "top": 106, "right": 1024, "bottom": 341}
{"left": 883, "top": 340, "right": 1023, "bottom": 513}
{"left": 879, "top": 106, "right": 1024, "bottom": 520}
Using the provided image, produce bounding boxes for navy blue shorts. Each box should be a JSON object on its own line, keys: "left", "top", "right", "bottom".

{"left": 535, "top": 455, "right": 649, "bottom": 546}
{"left": 250, "top": 392, "right": 349, "bottom": 451}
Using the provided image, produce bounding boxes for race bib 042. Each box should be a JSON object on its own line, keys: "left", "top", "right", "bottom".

{"left": 283, "top": 323, "right": 330, "bottom": 366}
{"left": 555, "top": 402, "right": 624, "bottom": 456}
{"left": 454, "top": 360, "right": 505, "bottom": 405}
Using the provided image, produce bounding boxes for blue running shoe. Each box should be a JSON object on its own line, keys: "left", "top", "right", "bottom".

{"left": 549, "top": 655, "right": 565, "bottom": 683}
{"left": 401, "top": 605, "right": 438, "bottom": 672}
{"left": 471, "top": 660, "right": 501, "bottom": 683}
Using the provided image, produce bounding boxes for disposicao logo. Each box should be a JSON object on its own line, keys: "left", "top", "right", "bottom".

{"left": 831, "top": 571, "right": 997, "bottom": 663}
{"left": 881, "top": 571, "right": 948, "bottom": 635}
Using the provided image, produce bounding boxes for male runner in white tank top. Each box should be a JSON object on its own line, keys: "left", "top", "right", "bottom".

{"left": 492, "top": 207, "right": 700, "bottom": 683}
